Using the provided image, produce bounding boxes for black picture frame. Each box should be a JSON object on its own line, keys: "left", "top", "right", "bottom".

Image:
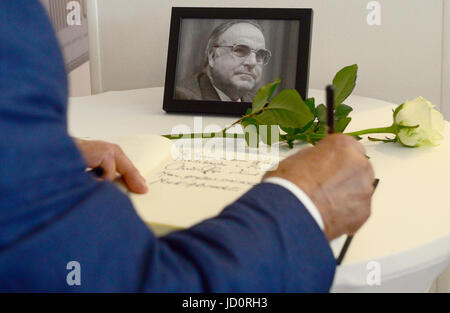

{"left": 163, "top": 7, "right": 313, "bottom": 116}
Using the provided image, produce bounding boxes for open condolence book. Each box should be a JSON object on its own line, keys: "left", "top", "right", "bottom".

{"left": 92, "top": 134, "right": 346, "bottom": 259}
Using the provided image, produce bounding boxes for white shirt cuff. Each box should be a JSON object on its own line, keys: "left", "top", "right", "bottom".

{"left": 262, "top": 177, "right": 325, "bottom": 231}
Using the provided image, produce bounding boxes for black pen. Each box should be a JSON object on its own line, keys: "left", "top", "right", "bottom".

{"left": 87, "top": 167, "right": 104, "bottom": 178}
{"left": 326, "top": 84, "right": 381, "bottom": 264}
{"left": 325, "top": 84, "right": 351, "bottom": 264}
{"left": 326, "top": 85, "right": 335, "bottom": 134}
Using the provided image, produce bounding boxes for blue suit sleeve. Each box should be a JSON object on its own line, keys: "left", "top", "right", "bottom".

{"left": 145, "top": 183, "right": 336, "bottom": 292}
{"left": 1, "top": 182, "right": 335, "bottom": 292}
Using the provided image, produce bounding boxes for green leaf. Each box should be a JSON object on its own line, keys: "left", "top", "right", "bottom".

{"left": 335, "top": 104, "right": 353, "bottom": 119}
{"left": 280, "top": 127, "right": 297, "bottom": 147}
{"left": 241, "top": 117, "right": 259, "bottom": 147}
{"left": 305, "top": 98, "right": 315, "bottom": 114}
{"left": 300, "top": 120, "right": 315, "bottom": 133}
{"left": 280, "top": 126, "right": 293, "bottom": 135}
{"left": 287, "top": 140, "right": 294, "bottom": 149}
{"left": 333, "top": 64, "right": 358, "bottom": 105}
{"left": 315, "top": 123, "right": 327, "bottom": 134}
{"left": 335, "top": 117, "right": 352, "bottom": 133}
{"left": 259, "top": 125, "right": 279, "bottom": 145}
{"left": 251, "top": 79, "right": 281, "bottom": 112}
{"left": 315, "top": 104, "right": 327, "bottom": 123}
{"left": 254, "top": 89, "right": 314, "bottom": 129}
{"left": 281, "top": 120, "right": 314, "bottom": 136}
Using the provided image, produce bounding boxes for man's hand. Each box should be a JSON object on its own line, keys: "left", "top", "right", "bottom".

{"left": 264, "top": 134, "right": 375, "bottom": 241}
{"left": 74, "top": 139, "right": 148, "bottom": 194}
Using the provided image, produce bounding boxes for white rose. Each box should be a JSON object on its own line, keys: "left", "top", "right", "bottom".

{"left": 394, "top": 97, "right": 445, "bottom": 147}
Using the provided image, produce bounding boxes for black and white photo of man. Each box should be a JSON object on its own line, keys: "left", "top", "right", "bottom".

{"left": 175, "top": 20, "right": 271, "bottom": 102}
{"left": 174, "top": 18, "right": 300, "bottom": 104}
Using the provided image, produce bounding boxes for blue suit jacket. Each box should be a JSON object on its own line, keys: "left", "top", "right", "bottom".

{"left": 0, "top": 0, "right": 335, "bottom": 292}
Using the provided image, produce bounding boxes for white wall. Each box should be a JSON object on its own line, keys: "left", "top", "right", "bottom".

{"left": 88, "top": 0, "right": 445, "bottom": 116}
{"left": 438, "top": 2, "right": 450, "bottom": 293}
{"left": 442, "top": 1, "right": 450, "bottom": 119}
{"left": 68, "top": 61, "right": 91, "bottom": 97}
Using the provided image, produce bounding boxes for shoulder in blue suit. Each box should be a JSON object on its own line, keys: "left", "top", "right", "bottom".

{"left": 0, "top": 0, "right": 335, "bottom": 292}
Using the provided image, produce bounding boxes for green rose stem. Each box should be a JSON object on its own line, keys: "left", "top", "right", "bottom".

{"left": 220, "top": 108, "right": 272, "bottom": 134}
{"left": 161, "top": 124, "right": 419, "bottom": 144}
{"left": 160, "top": 126, "right": 395, "bottom": 142}
{"left": 161, "top": 109, "right": 270, "bottom": 141}
{"left": 345, "top": 125, "right": 397, "bottom": 137}
{"left": 292, "top": 125, "right": 399, "bottom": 142}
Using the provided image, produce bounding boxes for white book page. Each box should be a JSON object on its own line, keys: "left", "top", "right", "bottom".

{"left": 131, "top": 145, "right": 278, "bottom": 231}
{"left": 82, "top": 134, "right": 175, "bottom": 177}
{"left": 330, "top": 236, "right": 347, "bottom": 259}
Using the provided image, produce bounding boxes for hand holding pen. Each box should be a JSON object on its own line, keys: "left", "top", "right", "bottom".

{"left": 325, "top": 85, "right": 379, "bottom": 264}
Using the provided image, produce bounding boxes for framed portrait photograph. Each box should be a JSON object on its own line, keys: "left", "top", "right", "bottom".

{"left": 163, "top": 7, "right": 313, "bottom": 115}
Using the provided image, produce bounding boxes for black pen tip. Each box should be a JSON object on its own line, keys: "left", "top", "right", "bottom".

{"left": 90, "top": 167, "right": 104, "bottom": 178}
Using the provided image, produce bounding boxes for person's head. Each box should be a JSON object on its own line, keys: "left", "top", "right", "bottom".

{"left": 204, "top": 21, "right": 271, "bottom": 101}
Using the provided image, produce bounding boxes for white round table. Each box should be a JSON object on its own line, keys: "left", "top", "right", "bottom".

{"left": 68, "top": 87, "right": 450, "bottom": 292}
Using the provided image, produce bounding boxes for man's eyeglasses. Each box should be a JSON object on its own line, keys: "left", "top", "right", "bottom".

{"left": 213, "top": 44, "right": 272, "bottom": 65}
